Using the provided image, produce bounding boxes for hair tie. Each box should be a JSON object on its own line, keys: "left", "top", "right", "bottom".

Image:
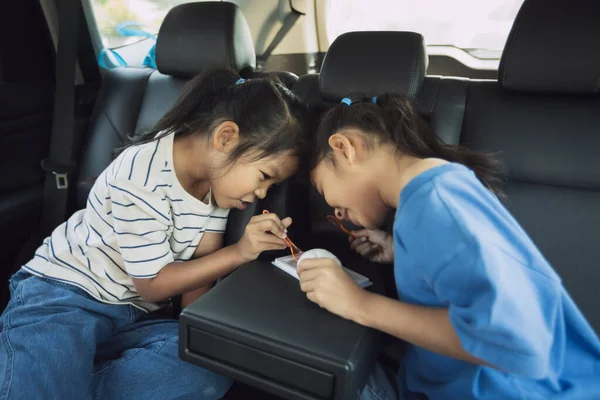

{"left": 372, "top": 96, "right": 378, "bottom": 104}
{"left": 236, "top": 78, "right": 246, "bottom": 85}
{"left": 341, "top": 97, "right": 352, "bottom": 106}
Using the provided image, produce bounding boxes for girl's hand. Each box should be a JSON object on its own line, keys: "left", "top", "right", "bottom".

{"left": 235, "top": 213, "right": 292, "bottom": 262}
{"left": 297, "top": 258, "right": 366, "bottom": 321}
{"left": 349, "top": 229, "right": 394, "bottom": 264}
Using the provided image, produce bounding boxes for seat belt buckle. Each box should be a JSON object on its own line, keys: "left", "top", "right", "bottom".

{"left": 53, "top": 172, "right": 69, "bottom": 189}
{"left": 41, "top": 159, "right": 76, "bottom": 190}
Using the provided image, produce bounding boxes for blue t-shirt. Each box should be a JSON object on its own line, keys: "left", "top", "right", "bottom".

{"left": 393, "top": 163, "right": 600, "bottom": 400}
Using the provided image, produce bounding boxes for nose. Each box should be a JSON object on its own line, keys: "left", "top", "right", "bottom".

{"left": 255, "top": 187, "right": 267, "bottom": 200}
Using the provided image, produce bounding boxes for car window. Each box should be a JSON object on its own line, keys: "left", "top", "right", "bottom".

{"left": 326, "top": 0, "right": 524, "bottom": 67}
{"left": 89, "top": 0, "right": 213, "bottom": 68}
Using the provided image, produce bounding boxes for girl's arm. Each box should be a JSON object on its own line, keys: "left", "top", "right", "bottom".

{"left": 133, "top": 243, "right": 244, "bottom": 303}
{"left": 109, "top": 180, "right": 288, "bottom": 302}
{"left": 181, "top": 232, "right": 225, "bottom": 308}
{"left": 181, "top": 286, "right": 212, "bottom": 308}
{"left": 299, "top": 255, "right": 558, "bottom": 378}
{"left": 353, "top": 292, "right": 492, "bottom": 367}
{"left": 132, "top": 213, "right": 291, "bottom": 303}
{"left": 297, "top": 259, "right": 492, "bottom": 367}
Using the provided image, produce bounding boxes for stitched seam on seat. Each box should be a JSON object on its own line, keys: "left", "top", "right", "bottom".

{"left": 319, "top": 51, "right": 331, "bottom": 96}
{"left": 103, "top": 111, "right": 122, "bottom": 140}
{"left": 132, "top": 69, "right": 155, "bottom": 134}
{"left": 226, "top": 13, "right": 235, "bottom": 69}
{"left": 409, "top": 39, "right": 420, "bottom": 96}
{"left": 501, "top": 5, "right": 525, "bottom": 85}
{"left": 504, "top": 175, "right": 600, "bottom": 193}
{"left": 433, "top": 79, "right": 468, "bottom": 145}
{"left": 102, "top": 70, "right": 154, "bottom": 142}
{"left": 429, "top": 78, "right": 443, "bottom": 116}
{"left": 454, "top": 80, "right": 469, "bottom": 143}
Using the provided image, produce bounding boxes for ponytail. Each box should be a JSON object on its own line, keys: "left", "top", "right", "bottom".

{"left": 118, "top": 67, "right": 312, "bottom": 165}
{"left": 127, "top": 68, "right": 241, "bottom": 148}
{"left": 378, "top": 94, "right": 505, "bottom": 197}
{"left": 313, "top": 93, "right": 506, "bottom": 197}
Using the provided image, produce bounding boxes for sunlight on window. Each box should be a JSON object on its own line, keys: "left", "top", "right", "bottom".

{"left": 90, "top": 0, "right": 200, "bottom": 48}
{"left": 326, "top": 0, "right": 524, "bottom": 60}
{"left": 89, "top": 0, "right": 209, "bottom": 66}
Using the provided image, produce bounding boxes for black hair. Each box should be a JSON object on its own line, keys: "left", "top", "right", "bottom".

{"left": 312, "top": 93, "right": 505, "bottom": 197}
{"left": 127, "top": 67, "right": 311, "bottom": 164}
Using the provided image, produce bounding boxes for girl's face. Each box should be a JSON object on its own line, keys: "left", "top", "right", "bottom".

{"left": 211, "top": 152, "right": 298, "bottom": 210}
{"left": 310, "top": 130, "right": 391, "bottom": 230}
{"left": 207, "top": 120, "right": 299, "bottom": 210}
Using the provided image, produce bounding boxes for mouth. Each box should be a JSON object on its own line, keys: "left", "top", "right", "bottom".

{"left": 237, "top": 199, "right": 253, "bottom": 210}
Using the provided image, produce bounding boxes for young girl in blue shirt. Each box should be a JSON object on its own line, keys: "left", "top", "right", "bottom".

{"left": 0, "top": 68, "right": 311, "bottom": 400}
{"left": 298, "top": 93, "right": 600, "bottom": 399}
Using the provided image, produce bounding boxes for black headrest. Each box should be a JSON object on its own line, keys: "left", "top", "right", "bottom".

{"left": 156, "top": 2, "right": 256, "bottom": 78}
{"left": 499, "top": 0, "right": 600, "bottom": 94}
{"left": 319, "top": 31, "right": 427, "bottom": 101}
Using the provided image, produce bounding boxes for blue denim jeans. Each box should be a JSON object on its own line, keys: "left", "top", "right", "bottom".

{"left": 0, "top": 270, "right": 232, "bottom": 400}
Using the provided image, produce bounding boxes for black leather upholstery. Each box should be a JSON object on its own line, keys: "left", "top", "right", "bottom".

{"left": 463, "top": 82, "right": 600, "bottom": 190}
{"left": 76, "top": 2, "right": 295, "bottom": 211}
{"left": 76, "top": 68, "right": 153, "bottom": 207}
{"left": 499, "top": 0, "right": 600, "bottom": 94}
{"left": 156, "top": 2, "right": 256, "bottom": 78}
{"left": 456, "top": 0, "right": 600, "bottom": 336}
{"left": 180, "top": 261, "right": 380, "bottom": 400}
{"left": 319, "top": 31, "right": 427, "bottom": 101}
{"left": 294, "top": 74, "right": 466, "bottom": 147}
{"left": 76, "top": 2, "right": 258, "bottom": 207}
{"left": 76, "top": 70, "right": 193, "bottom": 207}
{"left": 134, "top": 72, "right": 189, "bottom": 132}
{"left": 463, "top": 83, "right": 600, "bottom": 333}
{"left": 420, "top": 76, "right": 468, "bottom": 146}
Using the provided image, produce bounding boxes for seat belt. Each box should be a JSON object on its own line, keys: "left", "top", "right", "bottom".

{"left": 40, "top": 0, "right": 82, "bottom": 237}
{"left": 256, "top": 6, "right": 302, "bottom": 69}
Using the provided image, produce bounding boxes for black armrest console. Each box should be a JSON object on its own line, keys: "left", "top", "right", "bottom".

{"left": 179, "top": 260, "right": 380, "bottom": 400}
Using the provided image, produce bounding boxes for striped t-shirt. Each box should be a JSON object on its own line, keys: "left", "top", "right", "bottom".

{"left": 24, "top": 132, "right": 230, "bottom": 311}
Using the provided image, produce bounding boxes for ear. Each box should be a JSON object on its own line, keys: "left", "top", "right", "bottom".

{"left": 328, "top": 132, "right": 357, "bottom": 166}
{"left": 212, "top": 121, "right": 240, "bottom": 153}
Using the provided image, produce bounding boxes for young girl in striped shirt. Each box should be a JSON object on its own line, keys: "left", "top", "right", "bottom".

{"left": 0, "top": 68, "right": 311, "bottom": 400}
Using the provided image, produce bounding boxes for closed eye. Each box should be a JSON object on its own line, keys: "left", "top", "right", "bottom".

{"left": 261, "top": 171, "right": 272, "bottom": 180}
